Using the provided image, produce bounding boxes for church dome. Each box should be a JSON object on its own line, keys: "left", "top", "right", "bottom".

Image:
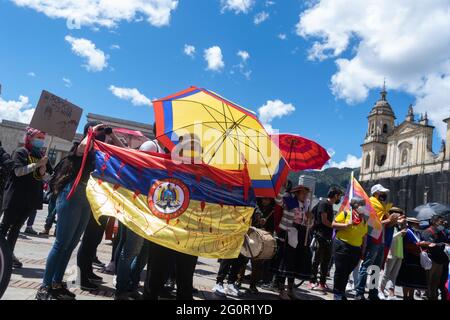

{"left": 368, "top": 88, "right": 396, "bottom": 118}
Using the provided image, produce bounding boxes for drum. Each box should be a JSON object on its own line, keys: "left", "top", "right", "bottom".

{"left": 241, "top": 227, "right": 277, "bottom": 260}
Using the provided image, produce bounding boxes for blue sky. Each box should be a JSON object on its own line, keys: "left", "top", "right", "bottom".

{"left": 1, "top": 0, "right": 448, "bottom": 167}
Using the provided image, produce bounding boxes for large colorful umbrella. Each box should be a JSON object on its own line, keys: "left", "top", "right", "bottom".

{"left": 152, "top": 86, "right": 290, "bottom": 198}
{"left": 271, "top": 133, "right": 330, "bottom": 171}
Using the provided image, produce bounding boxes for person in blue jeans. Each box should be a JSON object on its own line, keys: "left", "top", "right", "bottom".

{"left": 354, "top": 184, "right": 399, "bottom": 300}
{"left": 36, "top": 122, "right": 120, "bottom": 300}
{"left": 114, "top": 226, "right": 146, "bottom": 300}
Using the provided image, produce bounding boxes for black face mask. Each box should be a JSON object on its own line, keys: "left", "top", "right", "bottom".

{"left": 378, "top": 194, "right": 387, "bottom": 202}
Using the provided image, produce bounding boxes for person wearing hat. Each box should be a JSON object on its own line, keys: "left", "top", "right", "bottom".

{"left": 355, "top": 184, "right": 399, "bottom": 300}
{"left": 36, "top": 121, "right": 125, "bottom": 300}
{"left": 396, "top": 217, "right": 428, "bottom": 299}
{"left": 331, "top": 197, "right": 368, "bottom": 300}
{"left": 378, "top": 207, "right": 406, "bottom": 300}
{"left": 275, "top": 182, "right": 313, "bottom": 300}
{"left": 0, "top": 127, "right": 52, "bottom": 269}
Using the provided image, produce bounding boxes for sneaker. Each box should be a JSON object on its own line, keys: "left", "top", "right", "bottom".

{"left": 35, "top": 286, "right": 53, "bottom": 300}
{"left": 112, "top": 275, "right": 117, "bottom": 287}
{"left": 39, "top": 229, "right": 50, "bottom": 236}
{"left": 378, "top": 291, "right": 387, "bottom": 300}
{"left": 128, "top": 291, "right": 143, "bottom": 300}
{"left": 248, "top": 285, "right": 259, "bottom": 294}
{"left": 212, "top": 283, "right": 227, "bottom": 297}
{"left": 88, "top": 273, "right": 104, "bottom": 283}
{"left": 226, "top": 283, "right": 241, "bottom": 297}
{"left": 354, "top": 294, "right": 366, "bottom": 301}
{"left": 51, "top": 285, "right": 76, "bottom": 300}
{"left": 101, "top": 262, "right": 115, "bottom": 275}
{"left": 387, "top": 295, "right": 397, "bottom": 301}
{"left": 279, "top": 290, "right": 291, "bottom": 300}
{"left": 114, "top": 292, "right": 133, "bottom": 300}
{"left": 12, "top": 256, "right": 23, "bottom": 269}
{"left": 307, "top": 282, "right": 317, "bottom": 290}
{"left": 24, "top": 227, "right": 38, "bottom": 236}
{"left": 60, "top": 282, "right": 76, "bottom": 298}
{"left": 80, "top": 281, "right": 99, "bottom": 292}
{"left": 92, "top": 257, "right": 106, "bottom": 268}
{"left": 315, "top": 283, "right": 328, "bottom": 293}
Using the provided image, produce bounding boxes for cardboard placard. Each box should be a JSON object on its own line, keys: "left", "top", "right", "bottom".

{"left": 30, "top": 90, "right": 83, "bottom": 141}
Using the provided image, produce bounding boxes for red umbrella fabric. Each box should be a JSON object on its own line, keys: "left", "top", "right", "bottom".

{"left": 271, "top": 134, "right": 330, "bottom": 171}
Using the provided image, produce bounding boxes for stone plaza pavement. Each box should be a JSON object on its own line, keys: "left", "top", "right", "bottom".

{"left": 2, "top": 206, "right": 409, "bottom": 301}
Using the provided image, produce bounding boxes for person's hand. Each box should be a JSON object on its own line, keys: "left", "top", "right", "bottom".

{"left": 37, "top": 156, "right": 48, "bottom": 168}
{"left": 417, "top": 241, "right": 431, "bottom": 248}
{"left": 259, "top": 218, "right": 267, "bottom": 226}
{"left": 93, "top": 124, "right": 105, "bottom": 134}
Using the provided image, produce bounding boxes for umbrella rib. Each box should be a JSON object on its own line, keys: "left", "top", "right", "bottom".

{"left": 176, "top": 99, "right": 236, "bottom": 124}
{"left": 204, "top": 115, "right": 248, "bottom": 165}
{"left": 236, "top": 126, "right": 275, "bottom": 187}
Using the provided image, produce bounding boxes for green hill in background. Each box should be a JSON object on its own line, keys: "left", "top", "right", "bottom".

{"left": 288, "top": 167, "right": 361, "bottom": 198}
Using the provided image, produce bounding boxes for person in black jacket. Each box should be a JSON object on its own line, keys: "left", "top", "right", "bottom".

{"left": 0, "top": 142, "right": 14, "bottom": 220}
{"left": 420, "top": 215, "right": 449, "bottom": 300}
{"left": 0, "top": 128, "right": 53, "bottom": 268}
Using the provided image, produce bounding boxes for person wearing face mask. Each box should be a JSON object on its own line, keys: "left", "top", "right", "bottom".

{"left": 420, "top": 215, "right": 449, "bottom": 300}
{"left": 309, "top": 187, "right": 343, "bottom": 292}
{"left": 275, "top": 184, "right": 313, "bottom": 300}
{"left": 396, "top": 218, "right": 427, "bottom": 300}
{"left": 354, "top": 184, "right": 398, "bottom": 300}
{"left": 331, "top": 197, "right": 368, "bottom": 300}
{"left": 0, "top": 128, "right": 52, "bottom": 269}
{"left": 36, "top": 122, "right": 123, "bottom": 300}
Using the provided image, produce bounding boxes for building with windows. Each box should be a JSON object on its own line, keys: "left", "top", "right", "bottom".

{"left": 0, "top": 113, "right": 154, "bottom": 165}
{"left": 359, "top": 85, "right": 450, "bottom": 211}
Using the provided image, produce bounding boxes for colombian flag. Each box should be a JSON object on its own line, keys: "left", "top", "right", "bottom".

{"left": 83, "top": 140, "right": 256, "bottom": 259}
{"left": 339, "top": 176, "right": 382, "bottom": 239}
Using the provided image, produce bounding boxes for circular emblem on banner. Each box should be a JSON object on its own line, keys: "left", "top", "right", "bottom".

{"left": 148, "top": 178, "right": 190, "bottom": 220}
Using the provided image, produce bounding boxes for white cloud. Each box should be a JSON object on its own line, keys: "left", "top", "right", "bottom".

{"left": 221, "top": 0, "right": 255, "bottom": 14}
{"left": 254, "top": 11, "right": 269, "bottom": 25}
{"left": 184, "top": 44, "right": 196, "bottom": 58}
{"left": 204, "top": 46, "right": 225, "bottom": 72}
{"left": 65, "top": 35, "right": 108, "bottom": 72}
{"left": 258, "top": 100, "right": 295, "bottom": 131}
{"left": 328, "top": 154, "right": 362, "bottom": 169}
{"left": 265, "top": 1, "right": 275, "bottom": 7}
{"left": 278, "top": 33, "right": 287, "bottom": 40}
{"left": 237, "top": 50, "right": 250, "bottom": 62}
{"left": 27, "top": 72, "right": 36, "bottom": 77}
{"left": 297, "top": 0, "right": 450, "bottom": 137}
{"left": 63, "top": 77, "right": 72, "bottom": 88}
{"left": 0, "top": 95, "right": 35, "bottom": 123}
{"left": 109, "top": 85, "right": 152, "bottom": 106}
{"left": 110, "top": 44, "right": 120, "bottom": 50}
{"left": 11, "top": 0, "right": 179, "bottom": 28}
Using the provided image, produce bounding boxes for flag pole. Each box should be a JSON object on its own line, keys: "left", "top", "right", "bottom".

{"left": 349, "top": 171, "right": 354, "bottom": 222}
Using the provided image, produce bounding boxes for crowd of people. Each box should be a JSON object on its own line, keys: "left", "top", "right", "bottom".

{"left": 0, "top": 122, "right": 449, "bottom": 301}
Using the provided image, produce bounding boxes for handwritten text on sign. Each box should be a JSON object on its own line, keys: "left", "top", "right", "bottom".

{"left": 30, "top": 90, "right": 83, "bottom": 141}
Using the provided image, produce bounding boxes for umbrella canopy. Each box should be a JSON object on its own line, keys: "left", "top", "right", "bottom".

{"left": 409, "top": 203, "right": 450, "bottom": 224}
{"left": 113, "top": 128, "right": 149, "bottom": 149}
{"left": 271, "top": 133, "right": 330, "bottom": 171}
{"left": 152, "top": 86, "right": 289, "bottom": 198}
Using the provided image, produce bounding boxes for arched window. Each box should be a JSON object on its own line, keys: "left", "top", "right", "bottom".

{"left": 378, "top": 154, "right": 386, "bottom": 166}
{"left": 401, "top": 149, "right": 408, "bottom": 165}
{"left": 382, "top": 124, "right": 388, "bottom": 134}
{"left": 365, "top": 155, "right": 371, "bottom": 169}
{"left": 371, "top": 123, "right": 375, "bottom": 134}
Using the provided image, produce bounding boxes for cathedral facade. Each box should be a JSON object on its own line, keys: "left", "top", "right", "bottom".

{"left": 359, "top": 86, "right": 450, "bottom": 212}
